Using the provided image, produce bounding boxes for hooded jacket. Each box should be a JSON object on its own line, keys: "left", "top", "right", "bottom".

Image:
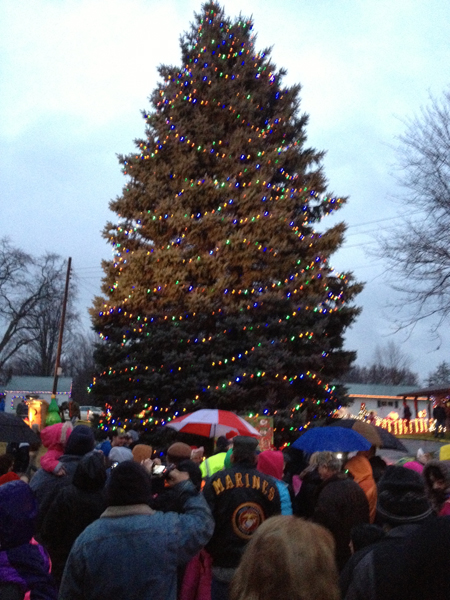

{"left": 345, "top": 454, "right": 378, "bottom": 523}
{"left": 257, "top": 450, "right": 292, "bottom": 515}
{"left": 0, "top": 481, "right": 57, "bottom": 599}
{"left": 40, "top": 421, "right": 73, "bottom": 474}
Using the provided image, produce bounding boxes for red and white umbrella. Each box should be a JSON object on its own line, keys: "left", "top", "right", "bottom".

{"left": 166, "top": 409, "right": 261, "bottom": 438}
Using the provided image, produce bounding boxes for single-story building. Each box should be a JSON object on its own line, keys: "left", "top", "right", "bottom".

{"left": 4, "top": 376, "right": 73, "bottom": 415}
{"left": 342, "top": 383, "right": 428, "bottom": 420}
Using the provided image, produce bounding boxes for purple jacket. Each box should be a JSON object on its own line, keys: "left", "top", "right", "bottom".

{"left": 0, "top": 481, "right": 57, "bottom": 599}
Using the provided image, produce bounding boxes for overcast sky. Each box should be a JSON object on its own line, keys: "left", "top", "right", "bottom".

{"left": 1, "top": 0, "right": 449, "bottom": 382}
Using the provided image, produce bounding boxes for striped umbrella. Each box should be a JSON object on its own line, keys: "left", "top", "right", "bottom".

{"left": 166, "top": 409, "right": 261, "bottom": 438}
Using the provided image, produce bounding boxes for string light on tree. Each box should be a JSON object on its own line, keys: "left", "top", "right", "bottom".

{"left": 90, "top": 2, "right": 361, "bottom": 446}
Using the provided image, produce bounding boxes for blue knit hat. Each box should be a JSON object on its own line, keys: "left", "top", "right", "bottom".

{"left": 65, "top": 424, "right": 95, "bottom": 456}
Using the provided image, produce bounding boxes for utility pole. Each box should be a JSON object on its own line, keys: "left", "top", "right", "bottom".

{"left": 52, "top": 257, "right": 72, "bottom": 397}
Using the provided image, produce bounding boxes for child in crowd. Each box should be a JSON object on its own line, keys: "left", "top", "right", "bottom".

{"left": 40, "top": 421, "right": 73, "bottom": 476}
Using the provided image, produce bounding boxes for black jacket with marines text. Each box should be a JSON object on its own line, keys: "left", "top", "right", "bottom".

{"left": 203, "top": 463, "right": 282, "bottom": 569}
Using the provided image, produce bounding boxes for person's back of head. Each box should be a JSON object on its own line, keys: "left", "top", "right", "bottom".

{"left": 64, "top": 424, "right": 95, "bottom": 457}
{"left": 166, "top": 442, "right": 192, "bottom": 465}
{"left": 215, "top": 436, "right": 231, "bottom": 454}
{"left": 313, "top": 451, "right": 341, "bottom": 480}
{"left": 369, "top": 455, "right": 387, "bottom": 483}
{"left": 106, "top": 461, "right": 152, "bottom": 507}
{"left": 377, "top": 465, "right": 432, "bottom": 527}
{"left": 132, "top": 444, "right": 153, "bottom": 464}
{"left": 231, "top": 436, "right": 258, "bottom": 467}
{"left": 230, "top": 515, "right": 340, "bottom": 600}
{"left": 72, "top": 451, "right": 107, "bottom": 492}
{"left": 108, "top": 446, "right": 133, "bottom": 465}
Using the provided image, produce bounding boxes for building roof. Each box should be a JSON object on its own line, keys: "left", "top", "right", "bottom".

{"left": 4, "top": 376, "right": 72, "bottom": 394}
{"left": 344, "top": 383, "right": 425, "bottom": 399}
{"left": 396, "top": 386, "right": 450, "bottom": 398}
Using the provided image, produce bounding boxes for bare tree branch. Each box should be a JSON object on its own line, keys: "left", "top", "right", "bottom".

{"left": 0, "top": 240, "right": 79, "bottom": 377}
{"left": 376, "top": 89, "right": 450, "bottom": 336}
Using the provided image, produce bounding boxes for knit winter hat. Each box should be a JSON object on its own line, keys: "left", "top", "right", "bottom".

{"left": 167, "top": 442, "right": 192, "bottom": 463}
{"left": 377, "top": 466, "right": 432, "bottom": 524}
{"left": 132, "top": 444, "right": 153, "bottom": 463}
{"left": 233, "top": 436, "right": 258, "bottom": 454}
{"left": 109, "top": 446, "right": 133, "bottom": 464}
{"left": 125, "top": 430, "right": 139, "bottom": 443}
{"left": 106, "top": 461, "right": 152, "bottom": 506}
{"left": 0, "top": 480, "right": 38, "bottom": 549}
{"left": 64, "top": 424, "right": 95, "bottom": 456}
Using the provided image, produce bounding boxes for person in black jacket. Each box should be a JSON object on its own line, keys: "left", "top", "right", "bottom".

{"left": 30, "top": 424, "right": 96, "bottom": 536}
{"left": 311, "top": 451, "right": 370, "bottom": 571}
{"left": 203, "top": 436, "right": 281, "bottom": 600}
{"left": 41, "top": 451, "right": 107, "bottom": 585}
{"left": 433, "top": 403, "right": 446, "bottom": 438}
{"left": 341, "top": 466, "right": 433, "bottom": 600}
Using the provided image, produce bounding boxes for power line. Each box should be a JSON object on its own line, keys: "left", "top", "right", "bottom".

{"left": 344, "top": 212, "right": 419, "bottom": 230}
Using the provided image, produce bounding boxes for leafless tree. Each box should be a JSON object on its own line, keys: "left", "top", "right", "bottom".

{"left": 0, "top": 239, "right": 79, "bottom": 379}
{"left": 379, "top": 89, "right": 450, "bottom": 338}
{"left": 61, "top": 330, "right": 97, "bottom": 400}
{"left": 341, "top": 341, "right": 419, "bottom": 386}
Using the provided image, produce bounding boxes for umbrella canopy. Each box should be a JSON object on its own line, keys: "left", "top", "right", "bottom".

{"left": 329, "top": 419, "right": 408, "bottom": 452}
{"left": 166, "top": 409, "right": 261, "bottom": 438}
{"left": 0, "top": 413, "right": 40, "bottom": 445}
{"left": 292, "top": 426, "right": 372, "bottom": 454}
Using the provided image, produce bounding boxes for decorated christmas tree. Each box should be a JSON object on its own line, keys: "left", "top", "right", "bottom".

{"left": 91, "top": 2, "right": 361, "bottom": 445}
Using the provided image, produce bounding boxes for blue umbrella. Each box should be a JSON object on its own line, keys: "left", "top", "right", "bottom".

{"left": 291, "top": 426, "right": 372, "bottom": 453}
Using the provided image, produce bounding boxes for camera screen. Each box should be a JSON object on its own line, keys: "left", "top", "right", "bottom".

{"left": 152, "top": 464, "right": 166, "bottom": 475}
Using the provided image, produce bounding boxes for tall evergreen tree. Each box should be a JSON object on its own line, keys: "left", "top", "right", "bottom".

{"left": 91, "top": 2, "right": 362, "bottom": 444}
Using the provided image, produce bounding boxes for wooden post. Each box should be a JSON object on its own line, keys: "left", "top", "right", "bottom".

{"left": 52, "top": 257, "right": 72, "bottom": 397}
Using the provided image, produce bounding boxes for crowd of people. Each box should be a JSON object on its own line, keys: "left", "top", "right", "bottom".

{"left": 0, "top": 421, "right": 450, "bottom": 599}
